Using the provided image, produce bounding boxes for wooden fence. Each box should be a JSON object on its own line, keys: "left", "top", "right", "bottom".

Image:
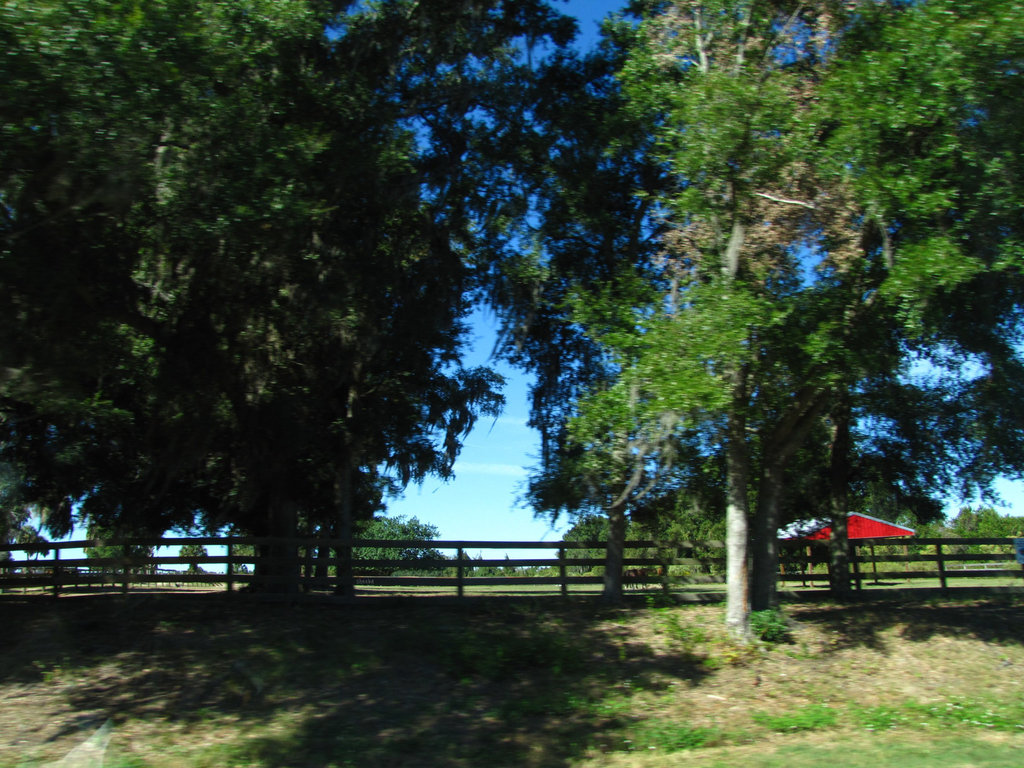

{"left": 0, "top": 537, "right": 679, "bottom": 597}
{"left": 0, "top": 536, "right": 1020, "bottom": 599}
{"left": 781, "top": 536, "right": 1024, "bottom": 594}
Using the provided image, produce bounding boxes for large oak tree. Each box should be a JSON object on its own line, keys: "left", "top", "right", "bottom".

{"left": 0, "top": 0, "right": 572, "bottom": 587}
{"left": 555, "top": 0, "right": 1024, "bottom": 630}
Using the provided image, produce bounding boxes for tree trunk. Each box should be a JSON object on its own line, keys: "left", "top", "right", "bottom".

{"left": 602, "top": 501, "right": 628, "bottom": 603}
{"left": 724, "top": 378, "right": 751, "bottom": 639}
{"left": 750, "top": 387, "right": 830, "bottom": 611}
{"left": 252, "top": 495, "right": 299, "bottom": 594}
{"left": 720, "top": 214, "right": 752, "bottom": 638}
{"left": 828, "top": 400, "right": 852, "bottom": 600}
{"left": 751, "top": 461, "right": 784, "bottom": 611}
{"left": 333, "top": 459, "right": 355, "bottom": 597}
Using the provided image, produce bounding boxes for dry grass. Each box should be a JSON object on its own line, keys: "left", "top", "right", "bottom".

{"left": 1, "top": 593, "right": 1022, "bottom": 767}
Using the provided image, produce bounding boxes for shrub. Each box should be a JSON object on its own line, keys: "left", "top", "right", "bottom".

{"left": 749, "top": 609, "right": 791, "bottom": 643}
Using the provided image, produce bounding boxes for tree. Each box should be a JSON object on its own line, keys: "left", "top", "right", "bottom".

{"left": 84, "top": 524, "right": 155, "bottom": 575}
{"left": 948, "top": 507, "right": 1024, "bottom": 540}
{"left": 814, "top": 0, "right": 1024, "bottom": 591}
{"left": 0, "top": 464, "right": 48, "bottom": 555}
{"left": 0, "top": 1, "right": 572, "bottom": 589}
{"left": 561, "top": 515, "right": 609, "bottom": 575}
{"left": 559, "top": 0, "right": 1024, "bottom": 633}
{"left": 354, "top": 516, "right": 445, "bottom": 574}
{"left": 604, "top": 0, "right": 856, "bottom": 633}
{"left": 179, "top": 543, "right": 209, "bottom": 575}
{"left": 497, "top": 13, "right": 672, "bottom": 602}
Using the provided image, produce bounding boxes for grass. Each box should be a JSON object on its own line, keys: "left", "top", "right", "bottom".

{"left": 6, "top": 567, "right": 1021, "bottom": 602}
{"left": 586, "top": 731, "right": 1024, "bottom": 768}
{"left": 753, "top": 703, "right": 839, "bottom": 732}
{"left": 1, "top": 593, "right": 1023, "bottom": 767}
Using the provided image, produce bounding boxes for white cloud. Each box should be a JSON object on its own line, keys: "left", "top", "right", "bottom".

{"left": 454, "top": 462, "right": 529, "bottom": 478}
{"left": 496, "top": 415, "right": 529, "bottom": 428}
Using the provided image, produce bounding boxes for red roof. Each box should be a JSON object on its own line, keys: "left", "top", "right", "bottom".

{"left": 782, "top": 512, "right": 915, "bottom": 541}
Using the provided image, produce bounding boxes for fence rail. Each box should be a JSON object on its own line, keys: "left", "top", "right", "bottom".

{"left": 780, "top": 537, "right": 1024, "bottom": 595}
{"left": 0, "top": 536, "right": 1020, "bottom": 599}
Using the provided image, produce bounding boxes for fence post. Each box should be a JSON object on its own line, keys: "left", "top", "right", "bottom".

{"left": 226, "top": 541, "right": 234, "bottom": 592}
{"left": 337, "top": 539, "right": 354, "bottom": 598}
{"left": 935, "top": 541, "right": 947, "bottom": 593}
{"left": 1016, "top": 539, "right": 1024, "bottom": 585}
{"left": 559, "top": 546, "right": 567, "bottom": 597}
{"left": 52, "top": 548, "right": 61, "bottom": 598}
{"left": 303, "top": 542, "right": 313, "bottom": 594}
{"left": 456, "top": 547, "right": 465, "bottom": 598}
{"left": 121, "top": 544, "right": 130, "bottom": 595}
{"left": 851, "top": 543, "right": 862, "bottom": 591}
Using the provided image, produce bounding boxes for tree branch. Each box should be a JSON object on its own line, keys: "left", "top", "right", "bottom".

{"left": 753, "top": 191, "right": 816, "bottom": 209}
{"left": 763, "top": 384, "right": 831, "bottom": 464}
{"left": 693, "top": 7, "right": 712, "bottom": 74}
{"left": 722, "top": 218, "right": 746, "bottom": 278}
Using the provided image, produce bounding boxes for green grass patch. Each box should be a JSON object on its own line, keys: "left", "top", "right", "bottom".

{"left": 852, "top": 697, "right": 1024, "bottom": 732}
{"left": 752, "top": 703, "right": 839, "bottom": 732}
{"left": 610, "top": 721, "right": 721, "bottom": 754}
{"left": 659, "top": 612, "right": 709, "bottom": 648}
{"left": 655, "top": 731, "right": 1024, "bottom": 768}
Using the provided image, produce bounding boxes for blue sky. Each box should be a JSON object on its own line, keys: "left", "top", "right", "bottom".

{"left": 384, "top": 308, "right": 561, "bottom": 544}
{"left": 561, "top": 0, "right": 631, "bottom": 47}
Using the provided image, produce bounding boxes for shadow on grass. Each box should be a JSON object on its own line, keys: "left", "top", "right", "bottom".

{"left": 1, "top": 594, "right": 712, "bottom": 767}
{"left": 790, "top": 596, "right": 1024, "bottom": 653}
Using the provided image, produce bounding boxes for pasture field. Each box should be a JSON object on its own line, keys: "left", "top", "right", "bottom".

{"left": 2, "top": 571, "right": 1022, "bottom": 601}
{"left": 1, "top": 593, "right": 1022, "bottom": 767}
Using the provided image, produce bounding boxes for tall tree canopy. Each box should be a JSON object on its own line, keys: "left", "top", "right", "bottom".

{"left": 0, "top": 0, "right": 573, "bottom": 553}
{"left": 533, "top": 0, "right": 1024, "bottom": 628}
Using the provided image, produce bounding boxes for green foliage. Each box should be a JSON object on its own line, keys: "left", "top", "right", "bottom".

{"left": 852, "top": 703, "right": 910, "bottom": 732}
{"left": 948, "top": 507, "right": 1024, "bottom": 539}
{"left": 228, "top": 542, "right": 255, "bottom": 575}
{"left": 424, "top": 621, "right": 585, "bottom": 681}
{"left": 749, "top": 609, "right": 791, "bottom": 644}
{"left": 580, "top": 0, "right": 862, "bottom": 617}
{"left": 561, "top": 514, "right": 611, "bottom": 574}
{"left": 506, "top": 30, "right": 669, "bottom": 529}
{"left": 536, "top": 0, "right": 1024, "bottom": 621}
{"left": 179, "top": 543, "right": 209, "bottom": 574}
{"left": 353, "top": 516, "right": 443, "bottom": 573}
{"left": 905, "top": 698, "right": 1024, "bottom": 732}
{"left": 563, "top": 514, "right": 610, "bottom": 542}
{"left": 659, "top": 612, "right": 708, "bottom": 650}
{"left": 84, "top": 524, "right": 154, "bottom": 574}
{"left": 0, "top": 0, "right": 578, "bottom": 541}
{"left": 0, "top": 465, "right": 48, "bottom": 553}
